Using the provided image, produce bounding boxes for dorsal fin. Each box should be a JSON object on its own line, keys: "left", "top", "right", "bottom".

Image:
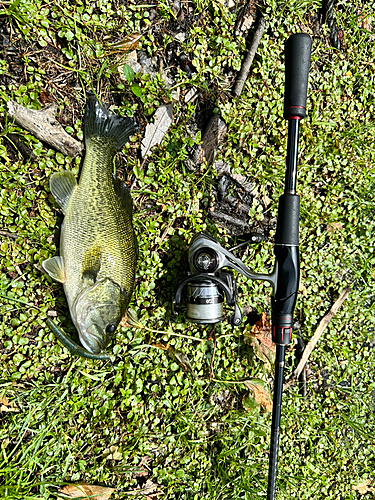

{"left": 49, "top": 171, "right": 77, "bottom": 213}
{"left": 112, "top": 176, "right": 133, "bottom": 217}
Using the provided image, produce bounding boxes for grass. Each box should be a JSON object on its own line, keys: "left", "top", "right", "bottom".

{"left": 1, "top": 0, "right": 375, "bottom": 499}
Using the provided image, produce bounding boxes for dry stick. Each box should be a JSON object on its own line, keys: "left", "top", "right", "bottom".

{"left": 7, "top": 101, "right": 83, "bottom": 158}
{"left": 210, "top": 210, "right": 248, "bottom": 229}
{"left": 209, "top": 328, "right": 217, "bottom": 380}
{"left": 285, "top": 286, "right": 350, "bottom": 389}
{"left": 233, "top": 16, "right": 268, "bottom": 97}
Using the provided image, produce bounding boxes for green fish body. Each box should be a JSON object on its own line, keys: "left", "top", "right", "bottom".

{"left": 43, "top": 97, "right": 137, "bottom": 358}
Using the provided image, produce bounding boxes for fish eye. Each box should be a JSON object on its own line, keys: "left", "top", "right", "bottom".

{"left": 106, "top": 323, "right": 116, "bottom": 334}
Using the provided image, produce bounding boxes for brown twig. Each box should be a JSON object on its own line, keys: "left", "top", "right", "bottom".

{"left": 4, "top": 133, "right": 36, "bottom": 161}
{"left": 0, "top": 230, "right": 19, "bottom": 239}
{"left": 209, "top": 210, "right": 248, "bottom": 229}
{"left": 233, "top": 16, "right": 267, "bottom": 97}
{"left": 300, "top": 365, "right": 307, "bottom": 397}
{"left": 285, "top": 287, "right": 350, "bottom": 389}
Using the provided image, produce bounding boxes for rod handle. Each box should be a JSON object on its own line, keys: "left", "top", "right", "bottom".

{"left": 271, "top": 245, "right": 299, "bottom": 345}
{"left": 275, "top": 194, "right": 299, "bottom": 245}
{"left": 283, "top": 33, "right": 312, "bottom": 120}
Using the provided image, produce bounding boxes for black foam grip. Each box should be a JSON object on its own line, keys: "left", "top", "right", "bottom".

{"left": 284, "top": 33, "right": 312, "bottom": 119}
{"left": 275, "top": 194, "right": 300, "bottom": 245}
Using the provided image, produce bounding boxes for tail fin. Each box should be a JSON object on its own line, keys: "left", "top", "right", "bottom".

{"left": 84, "top": 96, "right": 136, "bottom": 151}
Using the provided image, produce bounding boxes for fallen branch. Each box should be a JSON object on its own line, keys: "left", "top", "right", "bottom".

{"left": 5, "top": 133, "right": 36, "bottom": 161}
{"left": 7, "top": 101, "right": 83, "bottom": 158}
{"left": 233, "top": 16, "right": 268, "bottom": 97}
{"left": 209, "top": 209, "right": 248, "bottom": 229}
{"left": 285, "top": 286, "right": 350, "bottom": 389}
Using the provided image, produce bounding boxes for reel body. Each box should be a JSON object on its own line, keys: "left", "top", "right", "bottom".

{"left": 172, "top": 233, "right": 271, "bottom": 327}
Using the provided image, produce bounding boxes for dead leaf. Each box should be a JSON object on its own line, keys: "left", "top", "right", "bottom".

{"left": 0, "top": 394, "right": 19, "bottom": 413}
{"left": 121, "top": 309, "right": 142, "bottom": 328}
{"left": 151, "top": 342, "right": 169, "bottom": 351}
{"left": 246, "top": 312, "right": 275, "bottom": 352}
{"left": 298, "top": 280, "right": 307, "bottom": 297}
{"left": 133, "top": 456, "right": 151, "bottom": 478}
{"left": 126, "top": 479, "right": 164, "bottom": 498}
{"left": 141, "top": 105, "right": 173, "bottom": 158}
{"left": 109, "top": 32, "right": 142, "bottom": 52}
{"left": 244, "top": 313, "right": 275, "bottom": 368}
{"left": 327, "top": 222, "right": 343, "bottom": 232}
{"left": 58, "top": 484, "right": 115, "bottom": 500}
{"left": 244, "top": 379, "right": 273, "bottom": 412}
{"left": 247, "top": 336, "right": 275, "bottom": 368}
{"left": 352, "top": 479, "right": 375, "bottom": 495}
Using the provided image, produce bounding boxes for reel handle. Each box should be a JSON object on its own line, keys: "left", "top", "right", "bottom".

{"left": 283, "top": 33, "right": 312, "bottom": 119}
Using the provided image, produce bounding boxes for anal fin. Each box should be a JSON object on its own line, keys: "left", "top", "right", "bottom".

{"left": 112, "top": 176, "right": 133, "bottom": 217}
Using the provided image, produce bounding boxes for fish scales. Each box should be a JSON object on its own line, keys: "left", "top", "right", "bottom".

{"left": 63, "top": 137, "right": 135, "bottom": 304}
{"left": 43, "top": 97, "right": 137, "bottom": 358}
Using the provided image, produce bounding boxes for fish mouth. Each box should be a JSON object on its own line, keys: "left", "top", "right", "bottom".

{"left": 46, "top": 318, "right": 111, "bottom": 360}
{"left": 70, "top": 279, "right": 123, "bottom": 354}
{"left": 80, "top": 323, "right": 108, "bottom": 354}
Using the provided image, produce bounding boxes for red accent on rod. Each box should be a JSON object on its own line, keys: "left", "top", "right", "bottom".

{"left": 287, "top": 116, "right": 302, "bottom": 120}
{"left": 273, "top": 326, "right": 292, "bottom": 343}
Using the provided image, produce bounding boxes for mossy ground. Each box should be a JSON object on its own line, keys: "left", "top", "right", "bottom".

{"left": 1, "top": 1, "right": 375, "bottom": 499}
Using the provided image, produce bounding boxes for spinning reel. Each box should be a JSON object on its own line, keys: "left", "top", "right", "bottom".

{"left": 172, "top": 232, "right": 274, "bottom": 328}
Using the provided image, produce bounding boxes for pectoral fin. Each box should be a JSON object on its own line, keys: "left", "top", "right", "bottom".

{"left": 42, "top": 256, "right": 66, "bottom": 283}
{"left": 112, "top": 176, "right": 133, "bottom": 217}
{"left": 81, "top": 246, "right": 102, "bottom": 283}
{"left": 50, "top": 171, "right": 77, "bottom": 213}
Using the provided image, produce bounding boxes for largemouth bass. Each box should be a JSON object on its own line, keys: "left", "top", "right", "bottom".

{"left": 43, "top": 96, "right": 137, "bottom": 360}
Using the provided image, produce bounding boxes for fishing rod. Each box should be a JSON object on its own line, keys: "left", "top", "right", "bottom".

{"left": 267, "top": 33, "right": 312, "bottom": 500}
{"left": 172, "top": 33, "right": 311, "bottom": 498}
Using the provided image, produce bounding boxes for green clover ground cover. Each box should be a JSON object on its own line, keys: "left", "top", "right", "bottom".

{"left": 1, "top": 1, "right": 375, "bottom": 499}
